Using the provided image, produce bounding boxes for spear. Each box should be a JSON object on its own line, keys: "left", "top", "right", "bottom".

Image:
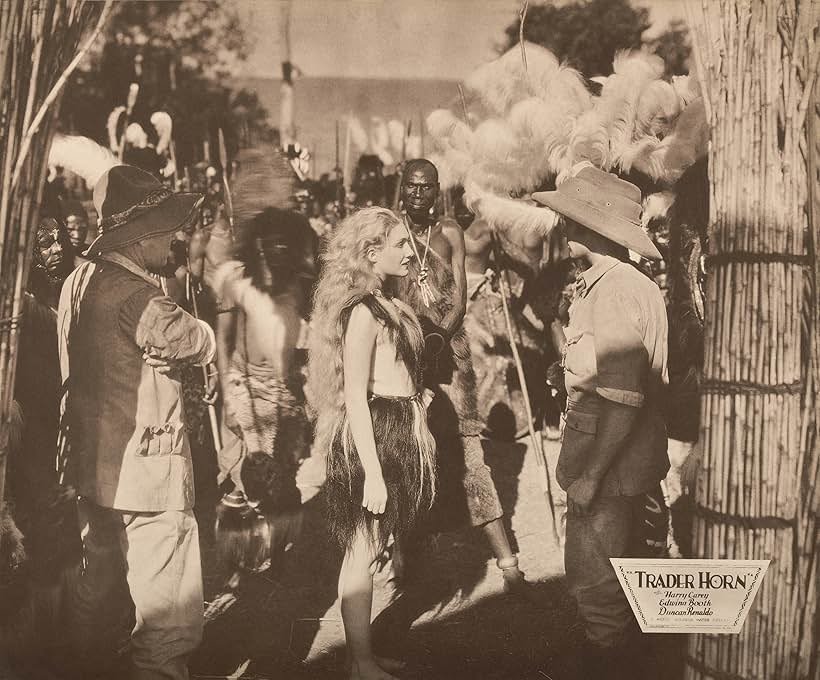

{"left": 343, "top": 112, "right": 353, "bottom": 196}
{"left": 489, "top": 229, "right": 558, "bottom": 542}
{"left": 419, "top": 109, "right": 425, "bottom": 157}
{"left": 334, "top": 119, "right": 344, "bottom": 209}
{"left": 168, "top": 139, "right": 179, "bottom": 189}
{"left": 217, "top": 128, "right": 234, "bottom": 237}
{"left": 391, "top": 119, "right": 412, "bottom": 211}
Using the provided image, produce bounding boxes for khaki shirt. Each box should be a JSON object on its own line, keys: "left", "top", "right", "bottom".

{"left": 558, "top": 256, "right": 670, "bottom": 496}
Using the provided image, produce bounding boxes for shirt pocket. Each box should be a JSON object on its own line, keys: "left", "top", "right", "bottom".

{"left": 136, "top": 422, "right": 182, "bottom": 457}
{"left": 563, "top": 327, "right": 598, "bottom": 387}
{"left": 556, "top": 410, "right": 599, "bottom": 489}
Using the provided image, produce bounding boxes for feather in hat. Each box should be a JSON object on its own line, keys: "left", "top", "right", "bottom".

{"left": 48, "top": 134, "right": 118, "bottom": 188}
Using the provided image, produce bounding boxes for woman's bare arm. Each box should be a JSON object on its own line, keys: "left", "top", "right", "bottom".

{"left": 343, "top": 303, "right": 387, "bottom": 515}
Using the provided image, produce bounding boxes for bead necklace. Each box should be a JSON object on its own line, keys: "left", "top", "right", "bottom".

{"left": 402, "top": 215, "right": 436, "bottom": 307}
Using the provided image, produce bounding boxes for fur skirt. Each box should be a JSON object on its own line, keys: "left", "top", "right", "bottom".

{"left": 223, "top": 362, "right": 307, "bottom": 512}
{"left": 326, "top": 393, "right": 436, "bottom": 553}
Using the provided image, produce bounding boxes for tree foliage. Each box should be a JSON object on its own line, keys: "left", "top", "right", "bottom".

{"left": 60, "top": 0, "right": 273, "bottom": 172}
{"left": 502, "top": 0, "right": 690, "bottom": 78}
{"left": 645, "top": 20, "right": 691, "bottom": 77}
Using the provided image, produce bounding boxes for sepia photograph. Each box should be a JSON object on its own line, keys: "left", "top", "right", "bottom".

{"left": 0, "top": 0, "right": 817, "bottom": 678}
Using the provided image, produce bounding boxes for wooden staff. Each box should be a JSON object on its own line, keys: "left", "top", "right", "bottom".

{"left": 187, "top": 271, "right": 221, "bottom": 451}
{"left": 489, "top": 229, "right": 558, "bottom": 541}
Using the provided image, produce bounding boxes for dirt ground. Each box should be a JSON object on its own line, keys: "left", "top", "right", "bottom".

{"left": 190, "top": 437, "right": 686, "bottom": 680}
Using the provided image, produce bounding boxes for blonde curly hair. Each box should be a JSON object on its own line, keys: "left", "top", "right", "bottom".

{"left": 306, "top": 206, "right": 404, "bottom": 455}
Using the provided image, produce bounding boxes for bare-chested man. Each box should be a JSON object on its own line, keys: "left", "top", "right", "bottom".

{"left": 393, "top": 159, "right": 526, "bottom": 583}
{"left": 213, "top": 208, "right": 311, "bottom": 582}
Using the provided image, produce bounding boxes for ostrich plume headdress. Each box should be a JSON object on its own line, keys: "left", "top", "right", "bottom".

{"left": 425, "top": 45, "right": 708, "bottom": 239}
{"left": 150, "top": 111, "right": 173, "bottom": 155}
{"left": 106, "top": 106, "right": 125, "bottom": 153}
{"left": 569, "top": 51, "right": 665, "bottom": 169}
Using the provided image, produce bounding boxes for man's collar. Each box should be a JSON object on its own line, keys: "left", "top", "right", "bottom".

{"left": 578, "top": 255, "right": 620, "bottom": 297}
{"left": 98, "top": 252, "right": 161, "bottom": 288}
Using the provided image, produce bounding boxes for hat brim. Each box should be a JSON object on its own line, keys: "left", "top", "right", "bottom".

{"left": 84, "top": 193, "right": 203, "bottom": 257}
{"left": 532, "top": 190, "right": 662, "bottom": 260}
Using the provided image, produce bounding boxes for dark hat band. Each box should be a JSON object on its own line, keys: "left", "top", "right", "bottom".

{"left": 98, "top": 187, "right": 174, "bottom": 232}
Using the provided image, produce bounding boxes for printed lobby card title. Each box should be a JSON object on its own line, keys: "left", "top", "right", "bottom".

{"left": 611, "top": 559, "right": 769, "bottom": 634}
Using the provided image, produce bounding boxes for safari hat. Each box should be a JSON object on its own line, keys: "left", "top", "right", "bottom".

{"left": 532, "top": 162, "right": 661, "bottom": 260}
{"left": 84, "top": 165, "right": 202, "bottom": 256}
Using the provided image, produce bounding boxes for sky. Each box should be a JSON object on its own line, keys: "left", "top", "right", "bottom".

{"left": 237, "top": 0, "right": 688, "bottom": 81}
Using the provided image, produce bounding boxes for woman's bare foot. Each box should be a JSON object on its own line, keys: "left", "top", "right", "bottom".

{"left": 349, "top": 658, "right": 399, "bottom": 680}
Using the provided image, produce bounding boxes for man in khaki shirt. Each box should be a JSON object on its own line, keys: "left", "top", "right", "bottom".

{"left": 534, "top": 163, "right": 670, "bottom": 679}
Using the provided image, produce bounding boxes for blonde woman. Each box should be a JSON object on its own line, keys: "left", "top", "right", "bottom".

{"left": 308, "top": 207, "right": 436, "bottom": 680}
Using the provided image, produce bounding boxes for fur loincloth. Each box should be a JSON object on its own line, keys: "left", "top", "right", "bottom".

{"left": 326, "top": 394, "right": 436, "bottom": 552}
{"left": 323, "top": 292, "right": 435, "bottom": 552}
{"left": 223, "top": 362, "right": 306, "bottom": 513}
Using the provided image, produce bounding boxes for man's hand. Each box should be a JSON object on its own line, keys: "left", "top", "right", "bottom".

{"left": 204, "top": 369, "right": 219, "bottom": 404}
{"left": 566, "top": 473, "right": 600, "bottom": 516}
{"left": 142, "top": 346, "right": 179, "bottom": 377}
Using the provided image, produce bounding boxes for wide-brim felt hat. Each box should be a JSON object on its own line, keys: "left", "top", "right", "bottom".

{"left": 83, "top": 165, "right": 203, "bottom": 256}
{"left": 532, "top": 163, "right": 661, "bottom": 260}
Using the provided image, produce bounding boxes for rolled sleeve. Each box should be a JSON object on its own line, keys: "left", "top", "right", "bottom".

{"left": 120, "top": 290, "right": 216, "bottom": 365}
{"left": 592, "top": 292, "right": 647, "bottom": 408}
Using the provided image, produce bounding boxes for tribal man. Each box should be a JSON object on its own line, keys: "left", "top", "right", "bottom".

{"left": 391, "top": 159, "right": 528, "bottom": 584}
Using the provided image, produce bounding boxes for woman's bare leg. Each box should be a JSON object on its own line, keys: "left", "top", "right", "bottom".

{"left": 339, "top": 524, "right": 398, "bottom": 680}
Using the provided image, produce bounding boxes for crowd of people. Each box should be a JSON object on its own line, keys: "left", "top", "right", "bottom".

{"left": 2, "top": 120, "right": 693, "bottom": 680}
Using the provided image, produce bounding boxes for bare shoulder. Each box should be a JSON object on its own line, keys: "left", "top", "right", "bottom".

{"left": 349, "top": 300, "right": 377, "bottom": 323}
{"left": 439, "top": 217, "right": 465, "bottom": 255}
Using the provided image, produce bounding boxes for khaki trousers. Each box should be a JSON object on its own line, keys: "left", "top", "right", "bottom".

{"left": 81, "top": 502, "right": 204, "bottom": 680}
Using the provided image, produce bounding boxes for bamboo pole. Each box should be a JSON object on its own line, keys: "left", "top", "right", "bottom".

{"left": 684, "top": 1, "right": 819, "bottom": 678}
{"left": 0, "top": 0, "right": 112, "bottom": 508}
